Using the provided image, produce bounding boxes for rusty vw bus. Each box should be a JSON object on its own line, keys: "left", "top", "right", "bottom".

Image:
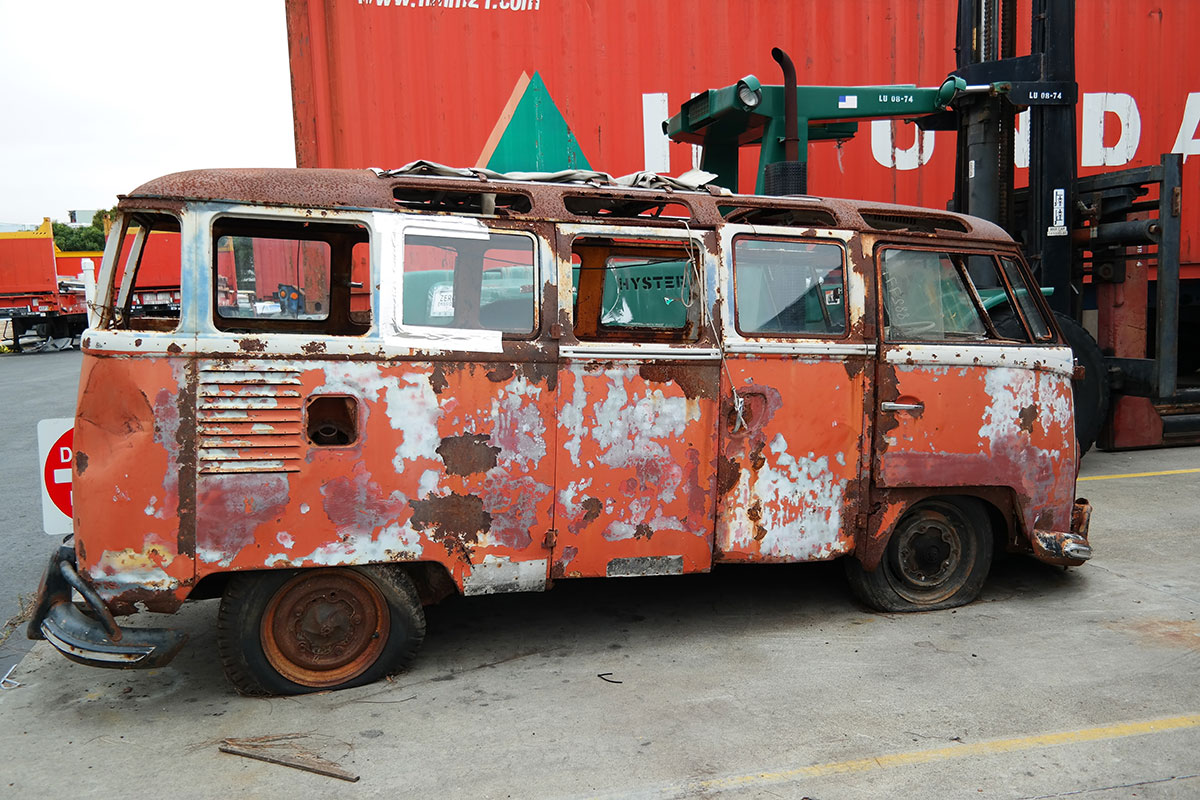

{"left": 29, "top": 165, "right": 1092, "bottom": 694}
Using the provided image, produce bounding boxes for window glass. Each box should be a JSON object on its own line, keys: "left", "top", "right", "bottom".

{"left": 880, "top": 249, "right": 988, "bottom": 341}
{"left": 571, "top": 238, "right": 699, "bottom": 342}
{"left": 599, "top": 256, "right": 690, "bottom": 329}
{"left": 999, "top": 256, "right": 1052, "bottom": 340}
{"left": 402, "top": 231, "right": 535, "bottom": 334}
{"left": 734, "top": 239, "right": 846, "bottom": 336}
{"left": 215, "top": 237, "right": 331, "bottom": 321}
{"left": 211, "top": 219, "right": 370, "bottom": 335}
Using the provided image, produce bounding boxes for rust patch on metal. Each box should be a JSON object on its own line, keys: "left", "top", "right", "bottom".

{"left": 237, "top": 338, "right": 267, "bottom": 353}
{"left": 749, "top": 440, "right": 767, "bottom": 471}
{"left": 486, "top": 363, "right": 516, "bottom": 383}
{"left": 1018, "top": 403, "right": 1037, "bottom": 434}
{"left": 634, "top": 523, "right": 654, "bottom": 540}
{"left": 437, "top": 434, "right": 500, "bottom": 476}
{"left": 551, "top": 545, "right": 578, "bottom": 579}
{"left": 716, "top": 456, "right": 741, "bottom": 497}
{"left": 429, "top": 364, "right": 449, "bottom": 394}
{"left": 638, "top": 363, "right": 714, "bottom": 399}
{"left": 568, "top": 496, "right": 603, "bottom": 535}
{"left": 746, "top": 499, "right": 767, "bottom": 540}
{"left": 300, "top": 341, "right": 327, "bottom": 355}
{"left": 408, "top": 493, "right": 492, "bottom": 560}
{"left": 75, "top": 451, "right": 88, "bottom": 476}
{"left": 175, "top": 360, "right": 199, "bottom": 559}
{"left": 104, "top": 585, "right": 183, "bottom": 616}
{"left": 167, "top": 342, "right": 183, "bottom": 355}
{"left": 517, "top": 360, "right": 558, "bottom": 391}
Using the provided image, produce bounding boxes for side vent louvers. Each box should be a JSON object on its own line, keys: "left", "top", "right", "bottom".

{"left": 197, "top": 362, "right": 304, "bottom": 474}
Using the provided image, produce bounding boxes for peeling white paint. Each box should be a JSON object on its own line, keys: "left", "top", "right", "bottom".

{"left": 386, "top": 373, "right": 443, "bottom": 469}
{"left": 723, "top": 433, "right": 847, "bottom": 560}
{"left": 462, "top": 555, "right": 547, "bottom": 595}
{"left": 491, "top": 375, "right": 547, "bottom": 466}
{"left": 277, "top": 531, "right": 295, "bottom": 549}
{"left": 419, "top": 469, "right": 441, "bottom": 497}
{"left": 295, "top": 522, "right": 424, "bottom": 566}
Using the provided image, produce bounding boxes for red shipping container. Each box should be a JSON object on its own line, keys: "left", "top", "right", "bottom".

{"left": 285, "top": 0, "right": 1198, "bottom": 268}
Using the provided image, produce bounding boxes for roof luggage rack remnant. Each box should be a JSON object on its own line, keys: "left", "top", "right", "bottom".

{"left": 375, "top": 160, "right": 727, "bottom": 194}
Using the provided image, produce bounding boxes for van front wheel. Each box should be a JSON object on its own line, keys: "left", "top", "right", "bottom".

{"left": 217, "top": 566, "right": 425, "bottom": 696}
{"left": 846, "top": 498, "right": 992, "bottom": 612}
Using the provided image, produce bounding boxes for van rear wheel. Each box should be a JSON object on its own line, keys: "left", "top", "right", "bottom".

{"left": 846, "top": 498, "right": 992, "bottom": 612}
{"left": 217, "top": 566, "right": 425, "bottom": 696}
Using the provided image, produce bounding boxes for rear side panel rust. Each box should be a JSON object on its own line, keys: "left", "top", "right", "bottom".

{"left": 551, "top": 361, "right": 719, "bottom": 579}
{"left": 193, "top": 356, "right": 559, "bottom": 595}
{"left": 73, "top": 354, "right": 195, "bottom": 614}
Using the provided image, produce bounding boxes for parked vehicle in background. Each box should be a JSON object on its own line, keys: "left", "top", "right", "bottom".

{"left": 29, "top": 166, "right": 1091, "bottom": 694}
{"left": 0, "top": 221, "right": 90, "bottom": 349}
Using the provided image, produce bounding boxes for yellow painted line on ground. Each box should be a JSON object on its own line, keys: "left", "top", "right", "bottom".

{"left": 1078, "top": 467, "right": 1200, "bottom": 482}
{"left": 653, "top": 714, "right": 1200, "bottom": 798}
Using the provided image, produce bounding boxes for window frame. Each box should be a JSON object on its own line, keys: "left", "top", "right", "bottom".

{"left": 209, "top": 216, "right": 372, "bottom": 337}
{"left": 397, "top": 226, "right": 540, "bottom": 340}
{"left": 102, "top": 211, "right": 183, "bottom": 333}
{"left": 875, "top": 243, "right": 1052, "bottom": 345}
{"left": 730, "top": 234, "right": 851, "bottom": 340}
{"left": 570, "top": 236, "right": 704, "bottom": 344}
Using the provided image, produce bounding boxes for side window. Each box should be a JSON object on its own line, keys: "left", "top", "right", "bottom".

{"left": 401, "top": 231, "right": 535, "bottom": 335}
{"left": 212, "top": 219, "right": 370, "bottom": 335}
{"left": 103, "top": 213, "right": 182, "bottom": 332}
{"left": 999, "top": 256, "right": 1052, "bottom": 340}
{"left": 880, "top": 249, "right": 990, "bottom": 341}
{"left": 733, "top": 238, "right": 846, "bottom": 336}
{"left": 572, "top": 238, "right": 700, "bottom": 341}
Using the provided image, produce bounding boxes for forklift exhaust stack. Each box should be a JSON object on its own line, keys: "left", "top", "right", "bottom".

{"left": 764, "top": 47, "right": 807, "bottom": 196}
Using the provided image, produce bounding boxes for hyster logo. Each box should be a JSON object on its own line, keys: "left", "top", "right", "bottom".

{"left": 616, "top": 275, "right": 684, "bottom": 292}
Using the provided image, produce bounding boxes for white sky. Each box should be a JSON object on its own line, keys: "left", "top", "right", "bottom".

{"left": 0, "top": 0, "right": 295, "bottom": 224}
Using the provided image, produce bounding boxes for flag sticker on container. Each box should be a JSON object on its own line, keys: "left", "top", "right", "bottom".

{"left": 838, "top": 95, "right": 858, "bottom": 109}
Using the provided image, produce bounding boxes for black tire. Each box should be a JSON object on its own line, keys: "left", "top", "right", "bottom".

{"left": 217, "top": 565, "right": 425, "bottom": 696}
{"left": 846, "top": 498, "right": 993, "bottom": 612}
{"left": 1053, "top": 311, "right": 1109, "bottom": 455}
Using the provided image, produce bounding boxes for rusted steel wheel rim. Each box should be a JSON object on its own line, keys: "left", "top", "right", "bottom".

{"left": 261, "top": 569, "right": 390, "bottom": 688}
{"left": 884, "top": 501, "right": 978, "bottom": 605}
{"left": 894, "top": 516, "right": 963, "bottom": 588}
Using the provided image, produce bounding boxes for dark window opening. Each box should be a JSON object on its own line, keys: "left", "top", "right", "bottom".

{"left": 563, "top": 195, "right": 692, "bottom": 220}
{"left": 861, "top": 212, "right": 969, "bottom": 234}
{"left": 306, "top": 395, "right": 358, "bottom": 447}
{"left": 104, "top": 212, "right": 183, "bottom": 332}
{"left": 723, "top": 206, "right": 838, "bottom": 228}
{"left": 393, "top": 188, "right": 532, "bottom": 216}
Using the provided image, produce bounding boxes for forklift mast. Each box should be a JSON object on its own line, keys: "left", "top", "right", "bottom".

{"left": 665, "top": 0, "right": 1188, "bottom": 451}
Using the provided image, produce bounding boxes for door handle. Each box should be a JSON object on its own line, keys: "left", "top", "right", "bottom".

{"left": 881, "top": 401, "right": 924, "bottom": 413}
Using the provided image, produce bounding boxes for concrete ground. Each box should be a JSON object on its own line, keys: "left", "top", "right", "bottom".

{"left": 0, "top": 349, "right": 82, "bottom": 678}
{"left": 1, "top": 357, "right": 1197, "bottom": 796}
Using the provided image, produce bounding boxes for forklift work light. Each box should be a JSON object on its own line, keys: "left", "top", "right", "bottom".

{"left": 736, "top": 76, "right": 762, "bottom": 109}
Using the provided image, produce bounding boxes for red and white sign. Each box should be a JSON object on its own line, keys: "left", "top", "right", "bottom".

{"left": 37, "top": 418, "right": 74, "bottom": 535}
